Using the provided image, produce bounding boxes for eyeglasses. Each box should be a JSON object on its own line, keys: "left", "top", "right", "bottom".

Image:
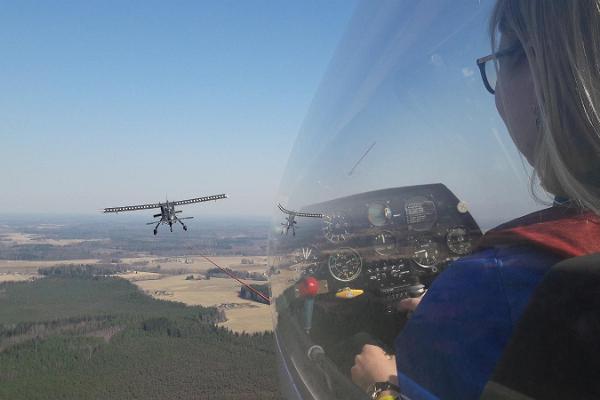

{"left": 476, "top": 44, "right": 522, "bottom": 94}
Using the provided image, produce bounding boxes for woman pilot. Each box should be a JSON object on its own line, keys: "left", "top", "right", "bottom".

{"left": 352, "top": 1, "right": 600, "bottom": 399}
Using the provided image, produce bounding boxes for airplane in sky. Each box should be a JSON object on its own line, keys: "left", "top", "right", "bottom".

{"left": 103, "top": 194, "right": 228, "bottom": 235}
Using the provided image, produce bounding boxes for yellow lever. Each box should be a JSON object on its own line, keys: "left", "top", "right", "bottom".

{"left": 335, "top": 287, "right": 364, "bottom": 299}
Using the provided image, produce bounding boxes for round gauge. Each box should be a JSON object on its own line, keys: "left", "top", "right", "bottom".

{"left": 293, "top": 246, "right": 320, "bottom": 270}
{"left": 372, "top": 231, "right": 396, "bottom": 256}
{"left": 322, "top": 214, "right": 350, "bottom": 243}
{"left": 446, "top": 227, "right": 472, "bottom": 255}
{"left": 367, "top": 202, "right": 394, "bottom": 227}
{"left": 412, "top": 238, "right": 440, "bottom": 268}
{"left": 328, "top": 248, "right": 362, "bottom": 282}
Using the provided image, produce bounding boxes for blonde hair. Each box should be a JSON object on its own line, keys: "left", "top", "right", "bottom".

{"left": 491, "top": 0, "right": 600, "bottom": 213}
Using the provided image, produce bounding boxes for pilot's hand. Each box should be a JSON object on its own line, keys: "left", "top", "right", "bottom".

{"left": 351, "top": 344, "right": 398, "bottom": 391}
{"left": 397, "top": 290, "right": 427, "bottom": 313}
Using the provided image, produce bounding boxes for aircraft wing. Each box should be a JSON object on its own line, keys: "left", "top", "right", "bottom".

{"left": 278, "top": 203, "right": 323, "bottom": 218}
{"left": 103, "top": 202, "right": 162, "bottom": 213}
{"left": 172, "top": 194, "right": 228, "bottom": 206}
{"left": 278, "top": 203, "right": 294, "bottom": 215}
{"left": 295, "top": 211, "right": 324, "bottom": 218}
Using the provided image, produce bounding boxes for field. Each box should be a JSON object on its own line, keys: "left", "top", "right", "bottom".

{"left": 0, "top": 259, "right": 100, "bottom": 273}
{"left": 0, "top": 255, "right": 272, "bottom": 333}
{"left": 0, "top": 203, "right": 278, "bottom": 399}
{"left": 119, "top": 255, "right": 268, "bottom": 274}
{"left": 0, "top": 232, "right": 105, "bottom": 246}
{"left": 132, "top": 275, "right": 272, "bottom": 333}
{"left": 0, "top": 273, "right": 39, "bottom": 283}
{"left": 0, "top": 255, "right": 266, "bottom": 274}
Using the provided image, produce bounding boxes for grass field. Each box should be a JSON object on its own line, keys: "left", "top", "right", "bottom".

{"left": 0, "top": 256, "right": 266, "bottom": 273}
{"left": 0, "top": 259, "right": 100, "bottom": 273}
{"left": 0, "top": 273, "right": 39, "bottom": 283}
{"left": 0, "top": 258, "right": 272, "bottom": 334}
{"left": 132, "top": 275, "right": 272, "bottom": 333}
{"left": 0, "top": 255, "right": 272, "bottom": 333}
{"left": 121, "top": 255, "right": 268, "bottom": 273}
{"left": 0, "top": 233, "right": 106, "bottom": 246}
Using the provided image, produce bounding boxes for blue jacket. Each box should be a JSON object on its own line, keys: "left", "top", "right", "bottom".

{"left": 394, "top": 245, "right": 562, "bottom": 400}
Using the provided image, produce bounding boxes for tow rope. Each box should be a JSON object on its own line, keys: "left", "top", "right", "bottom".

{"left": 199, "top": 254, "right": 271, "bottom": 304}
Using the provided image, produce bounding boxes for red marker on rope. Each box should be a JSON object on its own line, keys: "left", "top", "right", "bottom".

{"left": 299, "top": 276, "right": 319, "bottom": 333}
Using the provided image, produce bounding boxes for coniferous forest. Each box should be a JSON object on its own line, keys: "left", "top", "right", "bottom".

{"left": 0, "top": 277, "right": 281, "bottom": 399}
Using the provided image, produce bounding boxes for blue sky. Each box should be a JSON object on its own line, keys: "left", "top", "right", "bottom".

{"left": 0, "top": 0, "right": 356, "bottom": 216}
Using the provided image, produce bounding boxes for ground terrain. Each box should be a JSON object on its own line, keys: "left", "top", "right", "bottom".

{"left": 132, "top": 274, "right": 272, "bottom": 333}
{"left": 0, "top": 277, "right": 279, "bottom": 399}
{"left": 0, "top": 255, "right": 271, "bottom": 333}
{"left": 0, "top": 216, "right": 280, "bottom": 399}
{"left": 0, "top": 216, "right": 273, "bottom": 333}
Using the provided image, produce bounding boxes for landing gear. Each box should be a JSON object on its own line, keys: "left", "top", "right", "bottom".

{"left": 178, "top": 218, "right": 188, "bottom": 232}
{"left": 153, "top": 229, "right": 158, "bottom": 235}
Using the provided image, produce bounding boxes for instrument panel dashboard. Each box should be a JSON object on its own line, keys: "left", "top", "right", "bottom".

{"left": 277, "top": 184, "right": 483, "bottom": 302}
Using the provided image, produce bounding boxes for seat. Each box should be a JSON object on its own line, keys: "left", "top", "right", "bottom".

{"left": 480, "top": 253, "right": 600, "bottom": 400}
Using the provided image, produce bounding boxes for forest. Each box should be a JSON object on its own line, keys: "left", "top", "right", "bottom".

{"left": 0, "top": 277, "right": 281, "bottom": 399}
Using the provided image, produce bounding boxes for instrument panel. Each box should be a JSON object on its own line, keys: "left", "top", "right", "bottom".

{"left": 328, "top": 247, "right": 362, "bottom": 282}
{"left": 276, "top": 184, "right": 483, "bottom": 306}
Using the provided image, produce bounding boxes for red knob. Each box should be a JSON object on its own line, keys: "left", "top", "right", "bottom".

{"left": 300, "top": 277, "right": 319, "bottom": 297}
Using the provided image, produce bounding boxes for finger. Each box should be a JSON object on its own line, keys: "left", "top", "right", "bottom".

{"left": 398, "top": 297, "right": 420, "bottom": 312}
{"left": 350, "top": 365, "right": 363, "bottom": 386}
{"left": 361, "top": 344, "right": 381, "bottom": 353}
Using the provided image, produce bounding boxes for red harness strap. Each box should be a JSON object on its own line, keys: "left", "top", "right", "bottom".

{"left": 478, "top": 207, "right": 600, "bottom": 258}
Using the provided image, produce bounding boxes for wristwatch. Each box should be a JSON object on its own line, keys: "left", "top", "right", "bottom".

{"left": 366, "top": 381, "right": 401, "bottom": 400}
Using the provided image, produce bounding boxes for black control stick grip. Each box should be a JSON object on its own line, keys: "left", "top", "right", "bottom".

{"left": 346, "top": 332, "right": 392, "bottom": 356}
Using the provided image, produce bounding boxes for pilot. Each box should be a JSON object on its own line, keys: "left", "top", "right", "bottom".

{"left": 352, "top": 1, "right": 600, "bottom": 399}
